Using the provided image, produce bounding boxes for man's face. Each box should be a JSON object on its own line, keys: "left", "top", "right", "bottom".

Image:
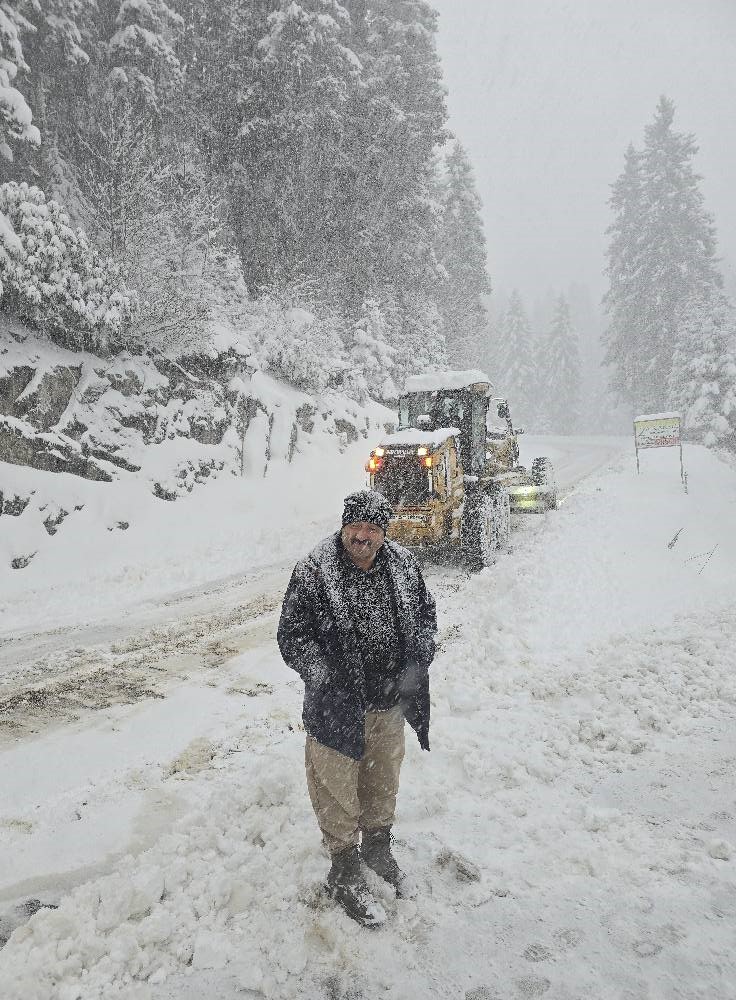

{"left": 341, "top": 521, "right": 385, "bottom": 568}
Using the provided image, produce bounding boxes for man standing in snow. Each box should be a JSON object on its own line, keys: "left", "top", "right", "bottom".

{"left": 277, "top": 489, "right": 437, "bottom": 927}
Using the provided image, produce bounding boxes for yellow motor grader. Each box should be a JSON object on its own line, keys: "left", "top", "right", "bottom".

{"left": 365, "top": 371, "right": 556, "bottom": 568}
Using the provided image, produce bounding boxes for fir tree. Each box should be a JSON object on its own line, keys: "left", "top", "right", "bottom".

{"left": 0, "top": 4, "right": 39, "bottom": 170}
{"left": 105, "top": 0, "right": 184, "bottom": 114}
{"left": 603, "top": 144, "right": 644, "bottom": 407}
{"left": 228, "top": 0, "right": 358, "bottom": 292}
{"left": 544, "top": 294, "right": 581, "bottom": 433}
{"left": 0, "top": 180, "right": 134, "bottom": 350}
{"left": 347, "top": 297, "right": 398, "bottom": 402}
{"left": 346, "top": 0, "right": 449, "bottom": 382}
{"left": 483, "top": 291, "right": 508, "bottom": 384}
{"left": 669, "top": 289, "right": 736, "bottom": 452}
{"left": 435, "top": 140, "right": 490, "bottom": 369}
{"left": 14, "top": 0, "right": 96, "bottom": 202}
{"left": 174, "top": 0, "right": 263, "bottom": 167}
{"left": 497, "top": 289, "right": 537, "bottom": 428}
{"left": 604, "top": 97, "right": 722, "bottom": 413}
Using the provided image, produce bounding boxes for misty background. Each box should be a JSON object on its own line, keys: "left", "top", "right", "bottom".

{"left": 432, "top": 0, "right": 736, "bottom": 301}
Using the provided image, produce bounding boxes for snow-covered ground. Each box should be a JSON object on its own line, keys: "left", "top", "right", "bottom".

{"left": 0, "top": 434, "right": 623, "bottom": 645}
{"left": 1, "top": 437, "right": 735, "bottom": 999}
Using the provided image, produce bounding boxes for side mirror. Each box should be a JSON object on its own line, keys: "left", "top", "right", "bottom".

{"left": 515, "top": 427, "right": 525, "bottom": 435}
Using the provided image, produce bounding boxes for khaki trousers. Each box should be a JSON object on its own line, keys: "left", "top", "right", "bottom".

{"left": 305, "top": 706, "right": 406, "bottom": 855}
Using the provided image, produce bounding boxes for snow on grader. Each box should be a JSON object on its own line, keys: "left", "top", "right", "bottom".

{"left": 365, "top": 371, "right": 557, "bottom": 569}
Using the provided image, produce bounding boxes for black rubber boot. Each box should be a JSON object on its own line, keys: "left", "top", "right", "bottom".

{"left": 360, "top": 827, "right": 417, "bottom": 899}
{"left": 326, "top": 846, "right": 386, "bottom": 927}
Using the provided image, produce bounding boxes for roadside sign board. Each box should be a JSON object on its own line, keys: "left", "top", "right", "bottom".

{"left": 633, "top": 411, "right": 686, "bottom": 488}
{"left": 634, "top": 413, "right": 681, "bottom": 449}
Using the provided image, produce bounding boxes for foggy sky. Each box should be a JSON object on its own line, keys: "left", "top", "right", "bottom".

{"left": 430, "top": 0, "right": 736, "bottom": 306}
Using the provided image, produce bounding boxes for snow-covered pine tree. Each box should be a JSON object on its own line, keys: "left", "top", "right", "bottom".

{"left": 168, "top": 0, "right": 456, "bottom": 388}
{"left": 346, "top": 297, "right": 398, "bottom": 403}
{"left": 229, "top": 0, "right": 358, "bottom": 293}
{"left": 604, "top": 98, "right": 722, "bottom": 413}
{"left": 483, "top": 290, "right": 508, "bottom": 384}
{"left": 529, "top": 290, "right": 556, "bottom": 431}
{"left": 0, "top": 3, "right": 39, "bottom": 258}
{"left": 544, "top": 294, "right": 581, "bottom": 433}
{"left": 105, "top": 0, "right": 184, "bottom": 114}
{"left": 0, "top": 180, "right": 135, "bottom": 350}
{"left": 435, "top": 141, "right": 490, "bottom": 369}
{"left": 344, "top": 0, "right": 449, "bottom": 382}
{"left": 603, "top": 144, "right": 644, "bottom": 408}
{"left": 178, "top": 0, "right": 270, "bottom": 172}
{"left": 497, "top": 289, "right": 537, "bottom": 429}
{"left": 669, "top": 289, "right": 736, "bottom": 452}
{"left": 568, "top": 281, "right": 619, "bottom": 432}
{"left": 12, "top": 0, "right": 96, "bottom": 209}
{"left": 390, "top": 287, "right": 446, "bottom": 385}
{"left": 0, "top": 4, "right": 40, "bottom": 170}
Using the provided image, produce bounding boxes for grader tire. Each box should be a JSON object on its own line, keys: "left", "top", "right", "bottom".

{"left": 461, "top": 494, "right": 495, "bottom": 570}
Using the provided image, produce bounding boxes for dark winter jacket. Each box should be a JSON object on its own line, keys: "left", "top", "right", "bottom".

{"left": 277, "top": 532, "right": 437, "bottom": 760}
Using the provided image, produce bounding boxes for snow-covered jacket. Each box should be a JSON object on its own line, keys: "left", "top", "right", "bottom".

{"left": 277, "top": 532, "right": 437, "bottom": 760}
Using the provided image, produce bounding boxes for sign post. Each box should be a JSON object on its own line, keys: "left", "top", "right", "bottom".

{"left": 633, "top": 412, "right": 686, "bottom": 490}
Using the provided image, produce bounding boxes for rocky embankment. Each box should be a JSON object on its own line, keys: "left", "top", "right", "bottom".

{"left": 0, "top": 318, "right": 390, "bottom": 573}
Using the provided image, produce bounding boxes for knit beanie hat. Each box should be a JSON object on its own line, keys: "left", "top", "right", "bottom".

{"left": 341, "top": 489, "right": 393, "bottom": 533}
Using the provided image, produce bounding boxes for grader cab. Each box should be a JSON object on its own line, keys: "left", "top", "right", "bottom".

{"left": 365, "top": 371, "right": 556, "bottom": 568}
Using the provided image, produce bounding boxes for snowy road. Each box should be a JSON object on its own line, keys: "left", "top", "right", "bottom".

{"left": 0, "top": 436, "right": 626, "bottom": 692}
{"left": 518, "top": 433, "right": 630, "bottom": 498}
{"left": 3, "top": 438, "right": 736, "bottom": 999}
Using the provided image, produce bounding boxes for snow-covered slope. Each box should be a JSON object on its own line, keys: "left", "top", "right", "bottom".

{"left": 1, "top": 440, "right": 735, "bottom": 999}
{"left": 0, "top": 324, "right": 394, "bottom": 634}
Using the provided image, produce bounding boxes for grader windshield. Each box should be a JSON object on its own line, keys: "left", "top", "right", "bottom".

{"left": 372, "top": 455, "right": 432, "bottom": 507}
{"left": 397, "top": 378, "right": 490, "bottom": 478}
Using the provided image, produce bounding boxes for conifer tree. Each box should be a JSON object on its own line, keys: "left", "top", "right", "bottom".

{"left": 544, "top": 294, "right": 581, "bottom": 433}
{"left": 105, "top": 0, "right": 184, "bottom": 114}
{"left": 604, "top": 97, "right": 722, "bottom": 413}
{"left": 174, "top": 0, "right": 263, "bottom": 166}
{"left": 483, "top": 291, "right": 508, "bottom": 384}
{"left": 435, "top": 141, "right": 490, "bottom": 369}
{"left": 0, "top": 4, "right": 39, "bottom": 170}
{"left": 669, "top": 289, "right": 736, "bottom": 451}
{"left": 346, "top": 0, "right": 449, "bottom": 381}
{"left": 347, "top": 297, "right": 398, "bottom": 402}
{"left": 226, "top": 0, "right": 357, "bottom": 292}
{"left": 602, "top": 143, "right": 644, "bottom": 406}
{"left": 13, "top": 0, "right": 96, "bottom": 203}
{"left": 497, "top": 289, "right": 537, "bottom": 428}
